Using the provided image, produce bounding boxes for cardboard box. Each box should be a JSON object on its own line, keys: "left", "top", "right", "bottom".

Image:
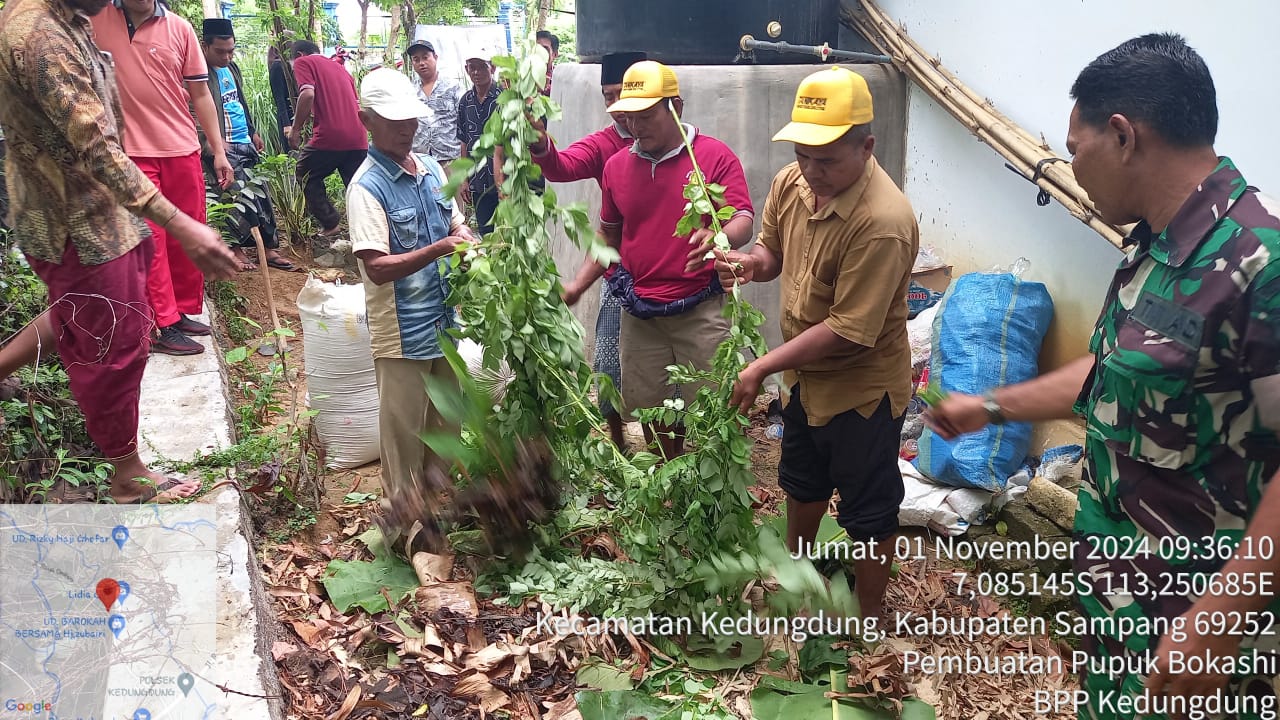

{"left": 911, "top": 265, "right": 953, "bottom": 293}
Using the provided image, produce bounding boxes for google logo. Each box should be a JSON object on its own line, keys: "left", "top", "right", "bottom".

{"left": 3, "top": 699, "right": 52, "bottom": 713}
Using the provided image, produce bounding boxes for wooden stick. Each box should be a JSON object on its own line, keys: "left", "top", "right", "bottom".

{"left": 250, "top": 226, "right": 288, "bottom": 353}
{"left": 846, "top": 0, "right": 1130, "bottom": 248}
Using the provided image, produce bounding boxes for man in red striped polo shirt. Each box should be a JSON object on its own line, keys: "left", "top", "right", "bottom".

{"left": 563, "top": 61, "right": 754, "bottom": 459}
{"left": 532, "top": 51, "right": 646, "bottom": 449}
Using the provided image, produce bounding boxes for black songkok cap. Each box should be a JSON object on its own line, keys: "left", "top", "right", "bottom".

{"left": 203, "top": 18, "right": 234, "bottom": 37}
{"left": 601, "top": 52, "right": 647, "bottom": 86}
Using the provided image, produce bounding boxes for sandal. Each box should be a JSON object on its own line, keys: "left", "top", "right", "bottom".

{"left": 234, "top": 249, "right": 258, "bottom": 271}
{"left": 266, "top": 256, "right": 302, "bottom": 272}
{"left": 114, "top": 477, "right": 202, "bottom": 504}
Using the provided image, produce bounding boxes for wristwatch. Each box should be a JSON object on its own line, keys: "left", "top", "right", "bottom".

{"left": 981, "top": 389, "right": 1007, "bottom": 425}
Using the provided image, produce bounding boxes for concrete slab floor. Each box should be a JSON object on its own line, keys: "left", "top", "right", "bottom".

{"left": 137, "top": 309, "right": 285, "bottom": 719}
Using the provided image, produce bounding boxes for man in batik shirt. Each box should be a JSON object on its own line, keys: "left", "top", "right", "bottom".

{"left": 0, "top": 0, "right": 236, "bottom": 501}
{"left": 405, "top": 33, "right": 463, "bottom": 166}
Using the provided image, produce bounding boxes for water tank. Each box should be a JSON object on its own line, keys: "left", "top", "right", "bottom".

{"left": 576, "top": 0, "right": 842, "bottom": 65}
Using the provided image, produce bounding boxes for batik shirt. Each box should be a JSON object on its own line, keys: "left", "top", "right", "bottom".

{"left": 0, "top": 0, "right": 178, "bottom": 265}
{"left": 455, "top": 84, "right": 499, "bottom": 192}
{"left": 412, "top": 76, "right": 463, "bottom": 163}
{"left": 1073, "top": 157, "right": 1280, "bottom": 718}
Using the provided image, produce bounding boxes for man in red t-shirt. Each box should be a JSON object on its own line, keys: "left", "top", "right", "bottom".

{"left": 562, "top": 61, "right": 754, "bottom": 459}
{"left": 287, "top": 39, "right": 368, "bottom": 237}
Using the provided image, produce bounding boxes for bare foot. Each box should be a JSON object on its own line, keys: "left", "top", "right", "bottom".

{"left": 234, "top": 249, "right": 258, "bottom": 271}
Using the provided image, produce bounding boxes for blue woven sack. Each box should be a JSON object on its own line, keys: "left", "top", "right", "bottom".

{"left": 914, "top": 270, "right": 1054, "bottom": 491}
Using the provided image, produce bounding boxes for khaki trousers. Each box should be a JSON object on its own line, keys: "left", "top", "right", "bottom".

{"left": 619, "top": 296, "right": 729, "bottom": 417}
{"left": 374, "top": 356, "right": 458, "bottom": 518}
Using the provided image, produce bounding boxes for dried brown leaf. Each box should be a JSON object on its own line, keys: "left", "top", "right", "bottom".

{"left": 421, "top": 662, "right": 460, "bottom": 677}
{"left": 271, "top": 641, "right": 300, "bottom": 661}
{"left": 411, "top": 551, "right": 455, "bottom": 583}
{"left": 324, "top": 686, "right": 360, "bottom": 720}
{"left": 465, "top": 625, "right": 488, "bottom": 653}
{"left": 423, "top": 622, "right": 444, "bottom": 652}
{"left": 582, "top": 533, "right": 629, "bottom": 561}
{"left": 292, "top": 620, "right": 323, "bottom": 647}
{"left": 541, "top": 695, "right": 581, "bottom": 720}
{"left": 267, "top": 584, "right": 309, "bottom": 599}
{"left": 416, "top": 582, "right": 479, "bottom": 619}
{"left": 467, "top": 642, "right": 516, "bottom": 673}
{"left": 453, "top": 673, "right": 511, "bottom": 713}
{"left": 511, "top": 653, "right": 531, "bottom": 686}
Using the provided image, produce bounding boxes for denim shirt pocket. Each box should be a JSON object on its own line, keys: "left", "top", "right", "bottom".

{"left": 388, "top": 207, "right": 418, "bottom": 251}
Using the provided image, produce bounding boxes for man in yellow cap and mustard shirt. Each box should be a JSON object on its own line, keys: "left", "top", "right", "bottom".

{"left": 712, "top": 67, "right": 919, "bottom": 621}
{"left": 563, "top": 60, "right": 754, "bottom": 459}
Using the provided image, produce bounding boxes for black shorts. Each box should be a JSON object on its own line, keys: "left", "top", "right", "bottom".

{"left": 778, "top": 387, "right": 905, "bottom": 542}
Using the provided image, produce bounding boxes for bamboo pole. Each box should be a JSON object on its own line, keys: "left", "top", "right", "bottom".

{"left": 844, "top": 1, "right": 1129, "bottom": 249}
{"left": 251, "top": 227, "right": 288, "bottom": 355}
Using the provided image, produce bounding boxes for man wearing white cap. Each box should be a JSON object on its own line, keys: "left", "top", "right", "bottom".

{"left": 348, "top": 68, "right": 476, "bottom": 554}
{"left": 713, "top": 67, "right": 919, "bottom": 622}
{"left": 456, "top": 45, "right": 499, "bottom": 235}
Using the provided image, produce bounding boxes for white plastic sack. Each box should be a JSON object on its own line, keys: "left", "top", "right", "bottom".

{"left": 297, "top": 277, "right": 380, "bottom": 469}
{"left": 907, "top": 302, "right": 939, "bottom": 368}
{"left": 897, "top": 458, "right": 994, "bottom": 536}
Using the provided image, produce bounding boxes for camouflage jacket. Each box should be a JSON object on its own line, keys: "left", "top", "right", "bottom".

{"left": 1074, "top": 157, "right": 1280, "bottom": 640}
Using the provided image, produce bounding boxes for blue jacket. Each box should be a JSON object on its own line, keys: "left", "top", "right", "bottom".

{"left": 355, "top": 146, "right": 457, "bottom": 359}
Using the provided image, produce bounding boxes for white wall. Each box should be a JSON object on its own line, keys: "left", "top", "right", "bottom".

{"left": 878, "top": 0, "right": 1280, "bottom": 367}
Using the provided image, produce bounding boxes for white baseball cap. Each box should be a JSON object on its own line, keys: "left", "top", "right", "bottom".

{"left": 465, "top": 44, "right": 495, "bottom": 62}
{"left": 359, "top": 68, "right": 429, "bottom": 120}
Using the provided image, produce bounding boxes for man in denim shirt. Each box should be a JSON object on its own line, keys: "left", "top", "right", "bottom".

{"left": 348, "top": 68, "right": 475, "bottom": 552}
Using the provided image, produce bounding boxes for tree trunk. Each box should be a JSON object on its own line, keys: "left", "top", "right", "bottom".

{"left": 266, "top": 0, "right": 286, "bottom": 39}
{"left": 306, "top": 0, "right": 318, "bottom": 44}
{"left": 383, "top": 1, "right": 403, "bottom": 65}
{"left": 535, "top": 0, "right": 551, "bottom": 31}
{"left": 357, "top": 0, "right": 370, "bottom": 64}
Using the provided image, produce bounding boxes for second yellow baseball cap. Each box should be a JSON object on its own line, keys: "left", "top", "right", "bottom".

{"left": 772, "top": 67, "right": 875, "bottom": 146}
{"left": 606, "top": 60, "right": 680, "bottom": 113}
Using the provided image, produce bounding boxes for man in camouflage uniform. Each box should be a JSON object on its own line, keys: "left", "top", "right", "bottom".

{"left": 928, "top": 33, "right": 1280, "bottom": 719}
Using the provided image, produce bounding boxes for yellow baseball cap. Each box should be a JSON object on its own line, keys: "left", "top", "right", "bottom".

{"left": 606, "top": 60, "right": 680, "bottom": 113}
{"left": 772, "top": 67, "right": 874, "bottom": 146}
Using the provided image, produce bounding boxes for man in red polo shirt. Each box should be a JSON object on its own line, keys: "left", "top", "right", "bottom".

{"left": 91, "top": 0, "right": 233, "bottom": 355}
{"left": 562, "top": 60, "right": 754, "bottom": 459}
{"left": 287, "top": 39, "right": 368, "bottom": 237}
